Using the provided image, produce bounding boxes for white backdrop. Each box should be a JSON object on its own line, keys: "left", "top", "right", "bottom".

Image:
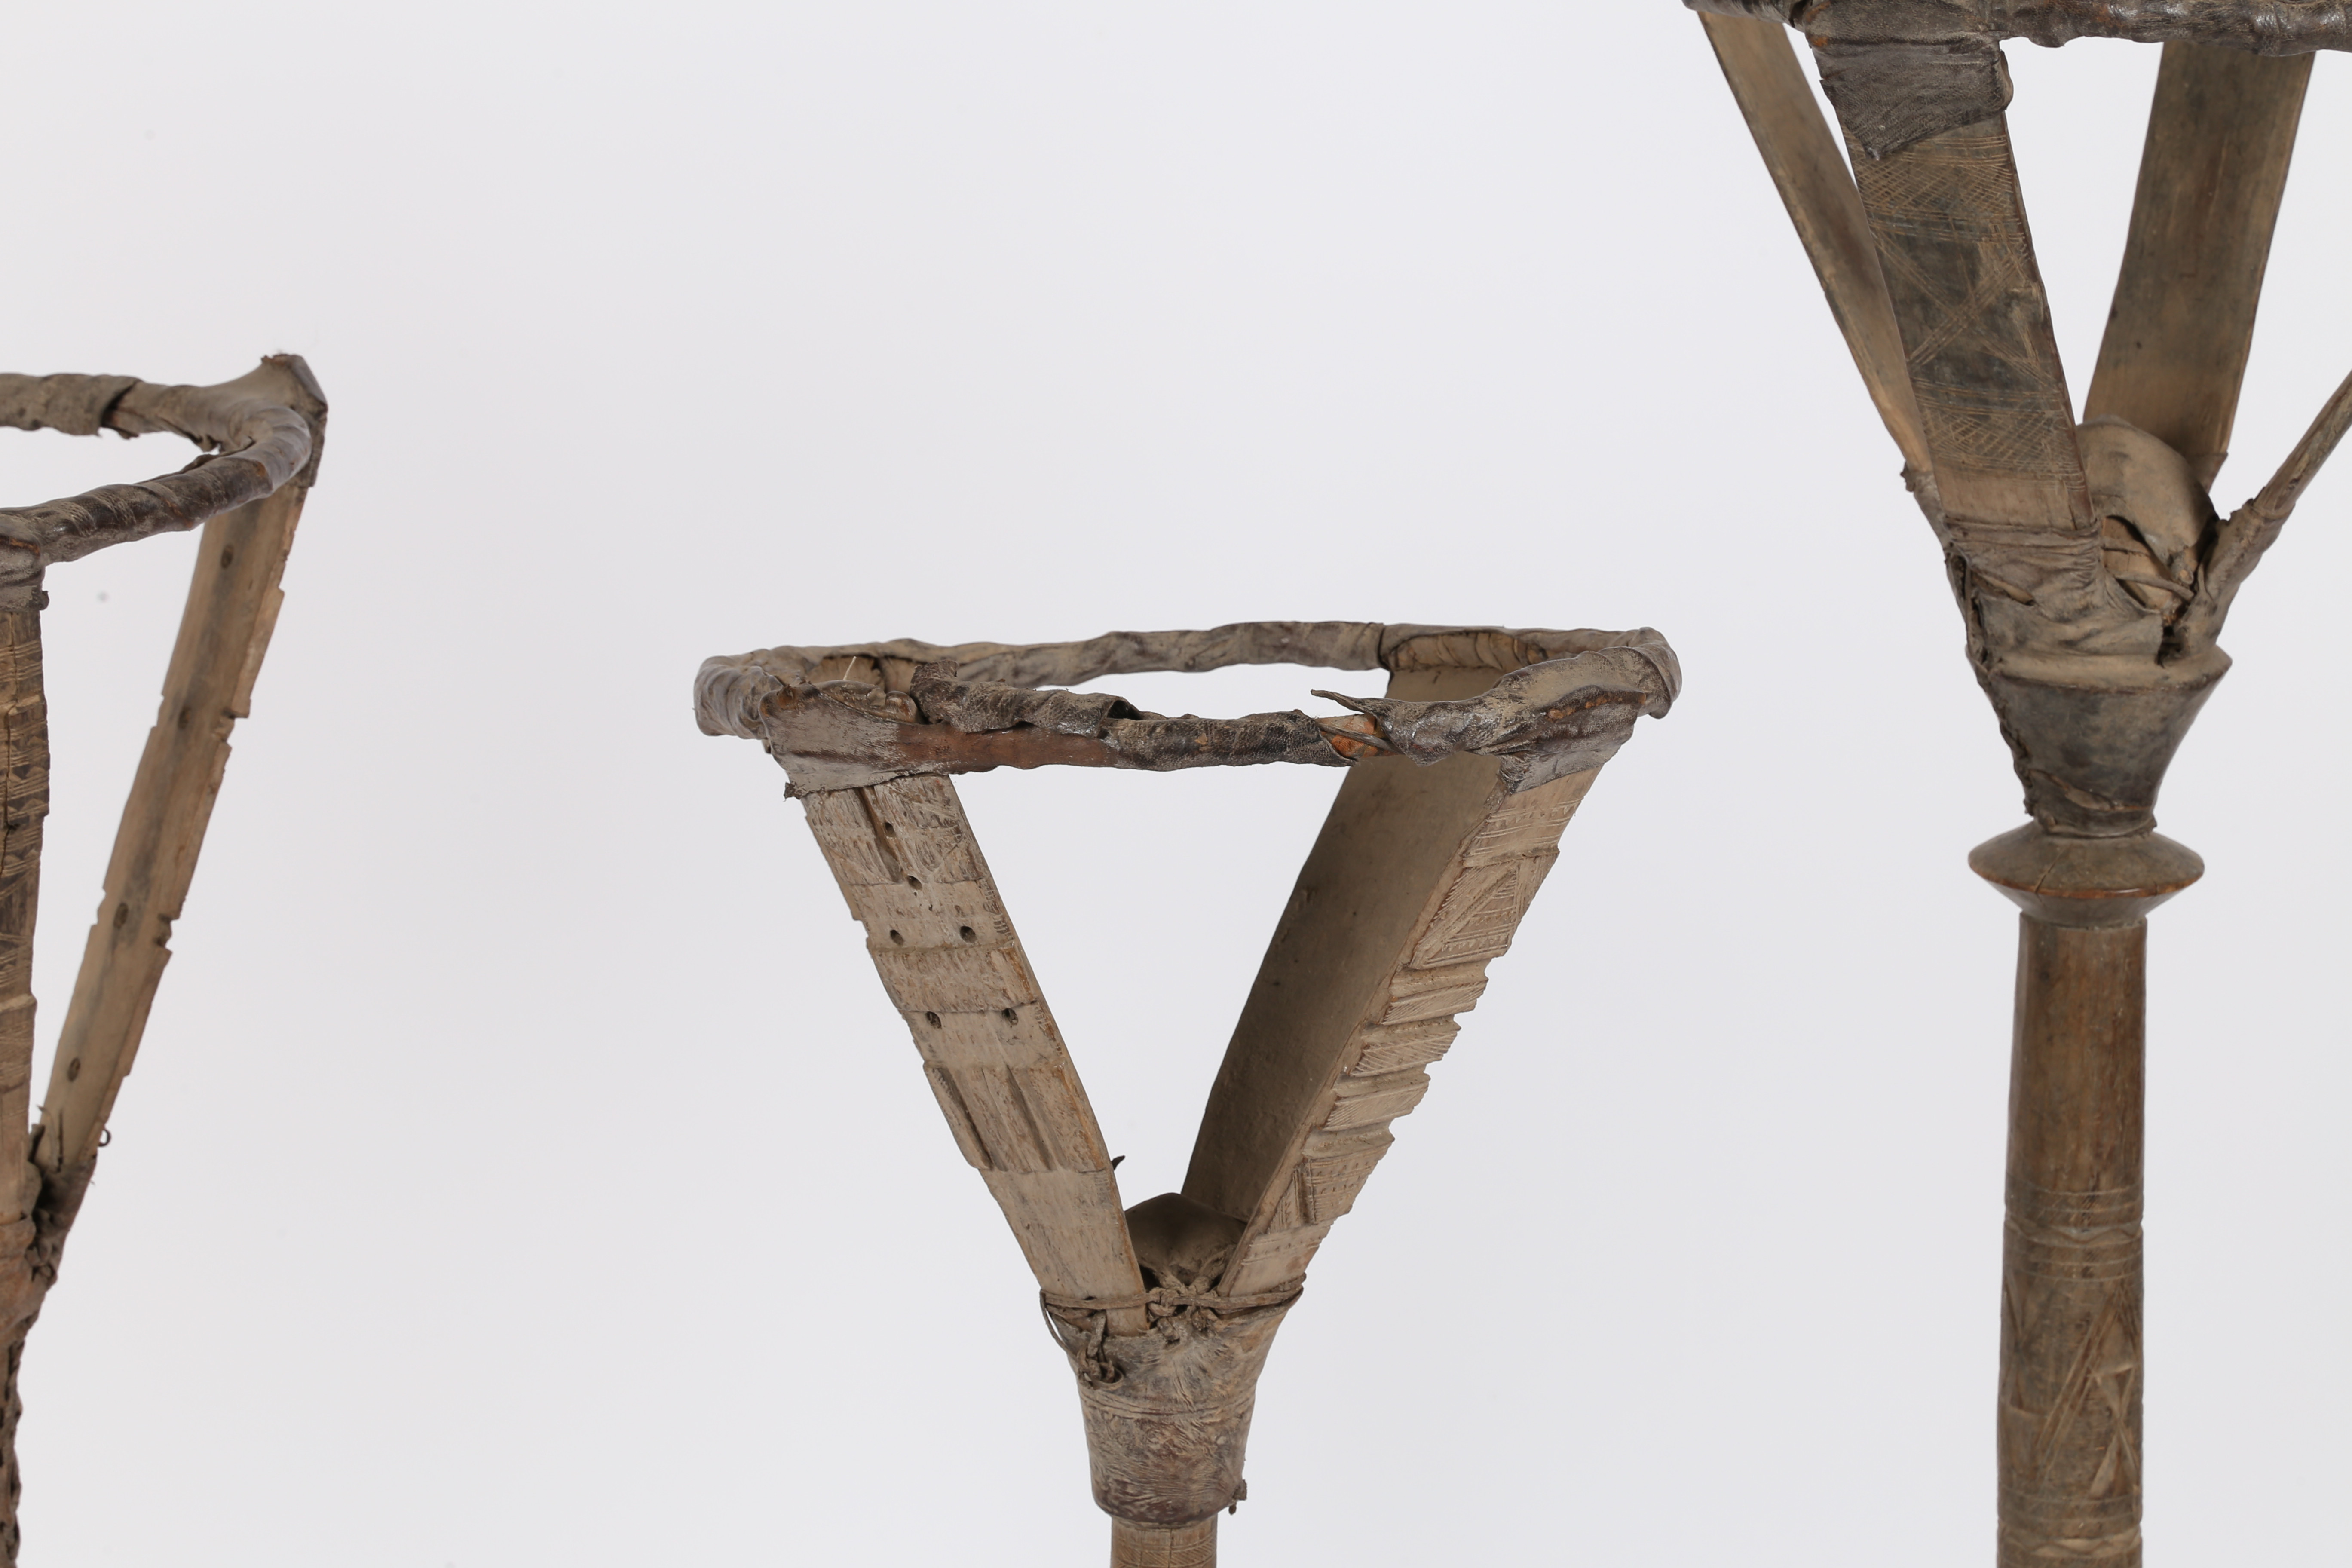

{"left": 0, "top": 4, "right": 2343, "bottom": 1564}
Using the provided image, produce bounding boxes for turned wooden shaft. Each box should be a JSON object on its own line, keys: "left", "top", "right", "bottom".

{"left": 1110, "top": 1516, "right": 1216, "bottom": 1568}
{"left": 2000, "top": 915, "right": 2144, "bottom": 1568}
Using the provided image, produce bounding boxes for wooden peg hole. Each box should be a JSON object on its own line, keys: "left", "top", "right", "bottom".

{"left": 1000, "top": 1008, "right": 1017, "bottom": 1023}
{"left": 924, "top": 1011, "right": 942, "bottom": 1028}
{"left": 64, "top": 1058, "right": 79, "bottom": 1082}
{"left": 958, "top": 926, "right": 976, "bottom": 943}
{"left": 888, "top": 929, "right": 905, "bottom": 946}
{"left": 112, "top": 903, "right": 128, "bottom": 930}
{"left": 905, "top": 876, "right": 922, "bottom": 889}
{"left": 220, "top": 545, "right": 236, "bottom": 569}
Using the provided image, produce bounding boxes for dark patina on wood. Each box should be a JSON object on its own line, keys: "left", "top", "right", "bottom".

{"left": 697, "top": 622, "right": 1678, "bottom": 795}
{"left": 1693, "top": 0, "right": 2352, "bottom": 155}
{"left": 1698, "top": 9, "right": 2334, "bottom": 1562}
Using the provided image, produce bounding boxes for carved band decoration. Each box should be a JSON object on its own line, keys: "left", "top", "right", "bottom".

{"left": 2000, "top": 920, "right": 2146, "bottom": 1567}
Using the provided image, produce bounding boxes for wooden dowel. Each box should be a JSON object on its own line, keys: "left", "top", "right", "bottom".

{"left": 2000, "top": 916, "right": 2144, "bottom": 1568}
{"left": 2251, "top": 362, "right": 2352, "bottom": 524}
{"left": 2172, "top": 361, "right": 2352, "bottom": 651}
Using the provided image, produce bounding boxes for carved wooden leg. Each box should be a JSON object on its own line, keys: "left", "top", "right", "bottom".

{"left": 1999, "top": 916, "right": 2144, "bottom": 1568}
{"left": 1973, "top": 827, "right": 2197, "bottom": 1568}
{"left": 1110, "top": 1516, "right": 1216, "bottom": 1568}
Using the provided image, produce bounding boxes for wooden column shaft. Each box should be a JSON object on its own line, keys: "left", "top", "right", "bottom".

{"left": 2000, "top": 916, "right": 2144, "bottom": 1568}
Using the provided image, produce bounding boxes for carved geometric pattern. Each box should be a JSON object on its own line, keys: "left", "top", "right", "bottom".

{"left": 1850, "top": 125, "right": 2090, "bottom": 539}
{"left": 1998, "top": 1178, "right": 2144, "bottom": 1567}
{"left": 1413, "top": 857, "right": 1546, "bottom": 969}
{"left": 1298, "top": 1134, "right": 1392, "bottom": 1225}
{"left": 1220, "top": 765, "right": 1597, "bottom": 1295}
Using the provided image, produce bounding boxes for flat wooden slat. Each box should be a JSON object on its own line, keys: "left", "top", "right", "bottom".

{"left": 1701, "top": 12, "right": 1932, "bottom": 475}
{"left": 804, "top": 775, "right": 1148, "bottom": 1333}
{"left": 2086, "top": 44, "right": 2311, "bottom": 488}
{"left": 0, "top": 611, "right": 45, "bottom": 1221}
{"left": 40, "top": 478, "right": 311, "bottom": 1174}
{"left": 1182, "top": 667, "right": 1604, "bottom": 1297}
{"left": 1847, "top": 117, "right": 2090, "bottom": 542}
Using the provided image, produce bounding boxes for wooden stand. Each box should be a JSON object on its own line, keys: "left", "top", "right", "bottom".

{"left": 697, "top": 622, "right": 1678, "bottom": 1561}
{"left": 1696, "top": 6, "right": 2352, "bottom": 1558}
{"left": 0, "top": 361, "right": 324, "bottom": 1561}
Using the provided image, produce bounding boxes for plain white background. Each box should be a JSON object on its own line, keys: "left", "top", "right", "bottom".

{"left": 0, "top": 3, "right": 2343, "bottom": 1563}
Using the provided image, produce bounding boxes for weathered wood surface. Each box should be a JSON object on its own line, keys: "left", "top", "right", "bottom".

{"left": 1828, "top": 111, "right": 2238, "bottom": 836}
{"left": 729, "top": 624, "right": 1676, "bottom": 1564}
{"left": 699, "top": 622, "right": 1677, "bottom": 795}
{"left": 1971, "top": 833, "right": 2194, "bottom": 1568}
{"left": 1702, "top": 42, "right": 2346, "bottom": 843}
{"left": 1849, "top": 116, "right": 2084, "bottom": 541}
{"left": 1687, "top": 0, "right": 2349, "bottom": 157}
{"left": 1701, "top": 12, "right": 1929, "bottom": 474}
{"left": 1702, "top": 10, "right": 2339, "bottom": 1565}
{"left": 1702, "top": 6, "right": 2348, "bottom": 839}
{"left": 0, "top": 612, "right": 43, "bottom": 1229}
{"left": 0, "top": 357, "right": 324, "bottom": 1564}
{"left": 0, "top": 364, "right": 317, "bottom": 610}
{"left": 1189, "top": 665, "right": 1601, "bottom": 1297}
{"left": 1688, "top": 1, "right": 2352, "bottom": 56}
{"left": 2001, "top": 917, "right": 2147, "bottom": 1568}
{"left": 41, "top": 475, "right": 318, "bottom": 1176}
{"left": 698, "top": 620, "right": 1666, "bottom": 703}
{"left": 2086, "top": 45, "right": 2310, "bottom": 488}
{"left": 798, "top": 773, "right": 1148, "bottom": 1337}
{"left": 1111, "top": 1515, "right": 1216, "bottom": 1568}
{"left": 0, "top": 611, "right": 48, "bottom": 1565}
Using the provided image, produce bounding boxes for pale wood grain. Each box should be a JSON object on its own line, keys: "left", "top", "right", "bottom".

{"left": 2000, "top": 918, "right": 2146, "bottom": 1568}
{"left": 1701, "top": 12, "right": 1931, "bottom": 475}
{"left": 38, "top": 479, "right": 310, "bottom": 1173}
{"left": 2086, "top": 44, "right": 2310, "bottom": 487}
